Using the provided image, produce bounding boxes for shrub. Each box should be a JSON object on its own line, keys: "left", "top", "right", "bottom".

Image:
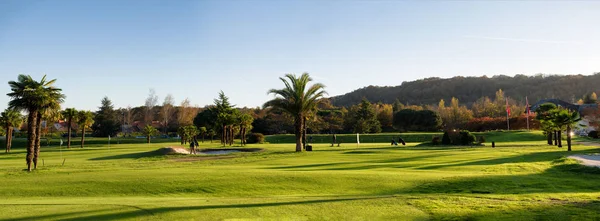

{"left": 459, "top": 130, "right": 476, "bottom": 145}
{"left": 441, "top": 132, "right": 451, "bottom": 145}
{"left": 432, "top": 136, "right": 441, "bottom": 145}
{"left": 588, "top": 131, "right": 599, "bottom": 139}
{"left": 246, "top": 133, "right": 265, "bottom": 144}
{"left": 478, "top": 136, "right": 486, "bottom": 144}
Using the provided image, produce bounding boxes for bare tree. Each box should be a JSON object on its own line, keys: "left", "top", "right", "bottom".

{"left": 144, "top": 89, "right": 158, "bottom": 125}
{"left": 177, "top": 98, "right": 197, "bottom": 127}
{"left": 161, "top": 94, "right": 175, "bottom": 133}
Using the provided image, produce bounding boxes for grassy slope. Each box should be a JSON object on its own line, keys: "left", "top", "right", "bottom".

{"left": 1, "top": 132, "right": 600, "bottom": 220}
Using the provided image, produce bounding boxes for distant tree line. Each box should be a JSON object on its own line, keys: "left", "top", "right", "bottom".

{"left": 330, "top": 73, "right": 600, "bottom": 107}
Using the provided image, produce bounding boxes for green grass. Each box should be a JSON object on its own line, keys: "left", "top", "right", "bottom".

{"left": 1, "top": 131, "right": 600, "bottom": 220}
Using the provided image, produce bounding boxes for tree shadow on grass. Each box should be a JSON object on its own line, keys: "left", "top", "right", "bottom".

{"left": 380, "top": 161, "right": 600, "bottom": 195}
{"left": 88, "top": 150, "right": 164, "bottom": 161}
{"left": 416, "top": 147, "right": 600, "bottom": 170}
{"left": 267, "top": 153, "right": 450, "bottom": 170}
{"left": 4, "top": 196, "right": 394, "bottom": 221}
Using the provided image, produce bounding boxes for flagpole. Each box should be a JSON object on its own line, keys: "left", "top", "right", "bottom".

{"left": 506, "top": 99, "right": 510, "bottom": 131}
{"left": 526, "top": 96, "right": 530, "bottom": 131}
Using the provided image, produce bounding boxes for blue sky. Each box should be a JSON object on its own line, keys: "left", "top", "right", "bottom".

{"left": 1, "top": 0, "right": 599, "bottom": 111}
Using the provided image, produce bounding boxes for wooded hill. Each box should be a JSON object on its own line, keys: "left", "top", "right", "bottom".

{"left": 330, "top": 73, "right": 600, "bottom": 107}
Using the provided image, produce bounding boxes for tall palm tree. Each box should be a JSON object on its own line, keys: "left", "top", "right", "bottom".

{"left": 0, "top": 109, "right": 22, "bottom": 153}
{"left": 35, "top": 90, "right": 64, "bottom": 169}
{"left": 264, "top": 73, "right": 327, "bottom": 152}
{"left": 7, "top": 75, "right": 64, "bottom": 171}
{"left": 77, "top": 111, "right": 94, "bottom": 148}
{"left": 61, "top": 108, "right": 78, "bottom": 149}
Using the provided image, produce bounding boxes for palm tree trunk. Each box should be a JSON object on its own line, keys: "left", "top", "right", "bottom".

{"left": 222, "top": 125, "right": 226, "bottom": 146}
{"left": 81, "top": 128, "right": 85, "bottom": 148}
{"left": 147, "top": 135, "right": 150, "bottom": 144}
{"left": 8, "top": 127, "right": 13, "bottom": 152}
{"left": 67, "top": 118, "right": 72, "bottom": 149}
{"left": 294, "top": 116, "right": 303, "bottom": 152}
{"left": 558, "top": 131, "right": 562, "bottom": 147}
{"left": 567, "top": 126, "right": 572, "bottom": 151}
{"left": 547, "top": 131, "right": 552, "bottom": 145}
{"left": 34, "top": 112, "right": 43, "bottom": 169}
{"left": 5, "top": 124, "right": 9, "bottom": 153}
{"left": 26, "top": 110, "right": 37, "bottom": 172}
{"left": 302, "top": 117, "right": 307, "bottom": 150}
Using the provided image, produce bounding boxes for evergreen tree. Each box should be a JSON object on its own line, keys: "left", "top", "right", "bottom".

{"left": 92, "top": 97, "right": 121, "bottom": 137}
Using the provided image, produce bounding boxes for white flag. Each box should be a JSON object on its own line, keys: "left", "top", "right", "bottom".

{"left": 356, "top": 133, "right": 360, "bottom": 144}
{"left": 108, "top": 135, "right": 111, "bottom": 141}
{"left": 60, "top": 139, "right": 63, "bottom": 146}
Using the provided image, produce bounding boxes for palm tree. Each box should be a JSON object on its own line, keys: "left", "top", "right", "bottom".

{"left": 77, "top": 111, "right": 94, "bottom": 148}
{"left": 0, "top": 109, "right": 22, "bottom": 153}
{"left": 36, "top": 91, "right": 64, "bottom": 168}
{"left": 61, "top": 108, "right": 78, "bottom": 149}
{"left": 264, "top": 73, "right": 327, "bottom": 152}
{"left": 142, "top": 125, "right": 159, "bottom": 144}
{"left": 551, "top": 109, "right": 581, "bottom": 151}
{"left": 7, "top": 75, "right": 64, "bottom": 171}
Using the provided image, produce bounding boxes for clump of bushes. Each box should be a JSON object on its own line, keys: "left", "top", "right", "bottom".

{"left": 440, "top": 130, "right": 476, "bottom": 146}
{"left": 477, "top": 136, "right": 486, "bottom": 144}
{"left": 431, "top": 136, "right": 441, "bottom": 145}
{"left": 588, "top": 131, "right": 599, "bottom": 139}
{"left": 441, "top": 132, "right": 452, "bottom": 145}
{"left": 246, "top": 133, "right": 265, "bottom": 144}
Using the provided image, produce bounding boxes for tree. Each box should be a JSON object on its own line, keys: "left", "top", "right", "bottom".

{"left": 61, "top": 108, "right": 78, "bottom": 149}
{"left": 375, "top": 103, "right": 394, "bottom": 131}
{"left": 535, "top": 103, "right": 559, "bottom": 146}
{"left": 212, "top": 92, "right": 236, "bottom": 146}
{"left": 92, "top": 97, "right": 121, "bottom": 137}
{"left": 177, "top": 98, "right": 197, "bottom": 127}
{"left": 583, "top": 92, "right": 598, "bottom": 104}
{"left": 0, "top": 109, "right": 22, "bottom": 153}
{"left": 144, "top": 89, "right": 158, "bottom": 125}
{"left": 142, "top": 125, "right": 159, "bottom": 144}
{"left": 392, "top": 99, "right": 404, "bottom": 113}
{"left": 77, "top": 111, "right": 94, "bottom": 148}
{"left": 550, "top": 108, "right": 581, "bottom": 151}
{"left": 346, "top": 99, "right": 381, "bottom": 133}
{"left": 161, "top": 94, "right": 175, "bottom": 133}
{"left": 438, "top": 97, "right": 473, "bottom": 130}
{"left": 198, "top": 126, "right": 207, "bottom": 143}
{"left": 264, "top": 73, "right": 327, "bottom": 152}
{"left": 239, "top": 113, "right": 254, "bottom": 146}
{"left": 393, "top": 109, "right": 441, "bottom": 132}
{"left": 7, "top": 75, "right": 64, "bottom": 171}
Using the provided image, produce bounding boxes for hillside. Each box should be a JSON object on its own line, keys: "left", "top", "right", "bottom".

{"left": 330, "top": 74, "right": 600, "bottom": 107}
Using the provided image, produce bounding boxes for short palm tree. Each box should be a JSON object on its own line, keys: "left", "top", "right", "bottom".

{"left": 0, "top": 109, "right": 22, "bottom": 153}
{"left": 264, "top": 73, "right": 326, "bottom": 152}
{"left": 143, "top": 125, "right": 159, "bottom": 144}
{"left": 61, "top": 108, "right": 78, "bottom": 149}
{"left": 551, "top": 109, "right": 581, "bottom": 151}
{"left": 77, "top": 111, "right": 94, "bottom": 148}
{"left": 7, "top": 75, "right": 64, "bottom": 171}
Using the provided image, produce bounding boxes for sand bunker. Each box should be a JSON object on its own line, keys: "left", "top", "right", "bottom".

{"left": 158, "top": 147, "right": 263, "bottom": 155}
